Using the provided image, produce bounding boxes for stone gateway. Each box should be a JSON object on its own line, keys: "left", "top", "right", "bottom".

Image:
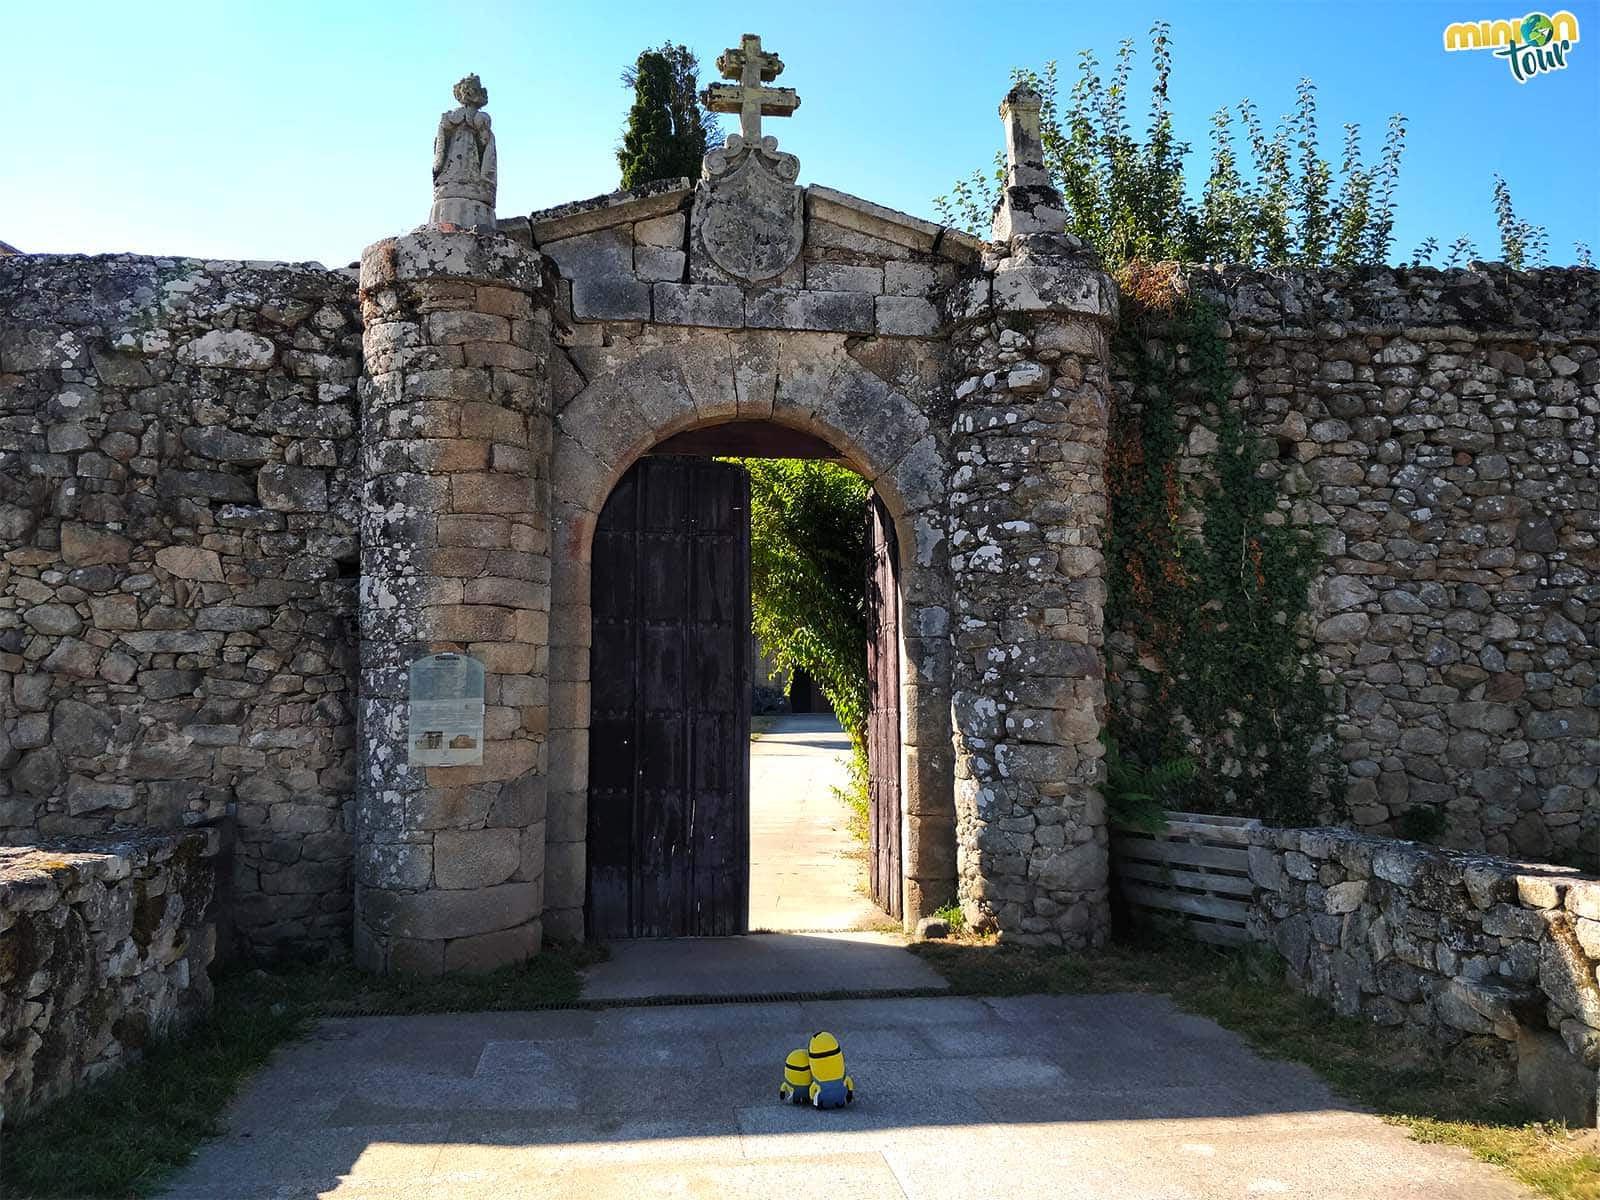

{"left": 346, "top": 57, "right": 1119, "bottom": 973}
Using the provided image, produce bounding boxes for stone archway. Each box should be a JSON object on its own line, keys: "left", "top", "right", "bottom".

{"left": 540, "top": 333, "right": 956, "bottom": 940}
{"left": 352, "top": 76, "right": 1121, "bottom": 975}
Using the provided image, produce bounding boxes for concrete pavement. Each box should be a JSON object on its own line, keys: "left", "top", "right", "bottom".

{"left": 161, "top": 993, "right": 1531, "bottom": 1200}
{"left": 748, "top": 713, "right": 884, "bottom": 932}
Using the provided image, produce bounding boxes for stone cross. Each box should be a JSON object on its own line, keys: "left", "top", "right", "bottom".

{"left": 702, "top": 33, "right": 800, "bottom": 144}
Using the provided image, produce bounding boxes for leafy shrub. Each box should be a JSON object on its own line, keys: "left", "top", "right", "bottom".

{"left": 935, "top": 23, "right": 1407, "bottom": 270}
{"left": 737, "top": 458, "right": 871, "bottom": 751}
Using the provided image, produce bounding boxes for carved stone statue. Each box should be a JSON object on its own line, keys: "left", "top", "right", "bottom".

{"left": 430, "top": 75, "right": 497, "bottom": 229}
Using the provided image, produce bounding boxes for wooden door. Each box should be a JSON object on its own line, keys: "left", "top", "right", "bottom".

{"left": 587, "top": 456, "right": 751, "bottom": 939}
{"left": 865, "top": 495, "right": 903, "bottom": 920}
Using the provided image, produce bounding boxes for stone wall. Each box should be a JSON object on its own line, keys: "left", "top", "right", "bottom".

{"left": 1115, "top": 264, "right": 1599, "bottom": 864}
{"left": 7, "top": 233, "right": 1592, "bottom": 963}
{"left": 0, "top": 255, "right": 363, "bottom": 956}
{"left": 0, "top": 828, "right": 218, "bottom": 1124}
{"left": 1248, "top": 825, "right": 1599, "bottom": 1125}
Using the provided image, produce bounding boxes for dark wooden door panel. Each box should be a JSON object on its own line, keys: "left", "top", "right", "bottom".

{"left": 587, "top": 456, "right": 751, "bottom": 940}
{"left": 866, "top": 494, "right": 903, "bottom": 920}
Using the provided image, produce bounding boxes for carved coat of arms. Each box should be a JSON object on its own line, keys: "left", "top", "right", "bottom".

{"left": 696, "top": 136, "right": 804, "bottom": 283}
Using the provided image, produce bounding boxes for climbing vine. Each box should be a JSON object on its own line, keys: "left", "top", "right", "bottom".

{"left": 1106, "top": 270, "right": 1341, "bottom": 826}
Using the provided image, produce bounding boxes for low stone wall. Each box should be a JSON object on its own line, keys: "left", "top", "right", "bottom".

{"left": 1248, "top": 825, "right": 1599, "bottom": 1124}
{"left": 0, "top": 829, "right": 218, "bottom": 1124}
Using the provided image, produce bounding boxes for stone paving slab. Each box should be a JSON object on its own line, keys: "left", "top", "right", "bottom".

{"left": 161, "top": 993, "right": 1533, "bottom": 1200}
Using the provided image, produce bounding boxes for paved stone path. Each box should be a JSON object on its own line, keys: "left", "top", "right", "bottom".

{"left": 162, "top": 994, "right": 1530, "bottom": 1199}
{"left": 579, "top": 931, "right": 948, "bottom": 1000}
{"left": 748, "top": 713, "right": 882, "bottom": 932}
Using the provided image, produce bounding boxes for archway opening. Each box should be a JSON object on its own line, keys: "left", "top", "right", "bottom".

{"left": 582, "top": 420, "right": 903, "bottom": 940}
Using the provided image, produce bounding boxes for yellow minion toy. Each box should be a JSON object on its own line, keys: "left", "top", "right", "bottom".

{"left": 778, "top": 1047, "right": 811, "bottom": 1104}
{"left": 804, "top": 1031, "right": 854, "bottom": 1109}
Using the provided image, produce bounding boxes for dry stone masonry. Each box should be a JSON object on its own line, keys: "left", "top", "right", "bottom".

{"left": 0, "top": 255, "right": 361, "bottom": 958}
{"left": 1117, "top": 266, "right": 1599, "bottom": 864}
{"left": 1249, "top": 826, "right": 1600, "bottom": 1125}
{"left": 0, "top": 828, "right": 218, "bottom": 1123}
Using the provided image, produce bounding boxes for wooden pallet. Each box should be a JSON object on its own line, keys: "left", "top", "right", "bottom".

{"left": 1112, "top": 811, "right": 1260, "bottom": 946}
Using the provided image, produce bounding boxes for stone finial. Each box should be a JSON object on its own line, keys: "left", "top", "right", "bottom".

{"left": 430, "top": 74, "right": 498, "bottom": 230}
{"left": 992, "top": 84, "right": 1066, "bottom": 242}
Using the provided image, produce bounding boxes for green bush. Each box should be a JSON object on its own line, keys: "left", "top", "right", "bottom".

{"left": 737, "top": 458, "right": 871, "bottom": 753}
{"left": 936, "top": 23, "right": 1407, "bottom": 269}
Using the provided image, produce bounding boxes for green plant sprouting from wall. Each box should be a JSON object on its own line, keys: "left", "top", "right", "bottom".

{"left": 1408, "top": 174, "right": 1576, "bottom": 269}
{"left": 1101, "top": 732, "right": 1194, "bottom": 833}
{"left": 1106, "top": 284, "right": 1342, "bottom": 827}
{"left": 938, "top": 23, "right": 1585, "bottom": 272}
{"left": 935, "top": 23, "right": 1408, "bottom": 270}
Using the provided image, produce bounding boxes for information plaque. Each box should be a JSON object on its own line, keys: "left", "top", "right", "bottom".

{"left": 407, "top": 653, "right": 485, "bottom": 767}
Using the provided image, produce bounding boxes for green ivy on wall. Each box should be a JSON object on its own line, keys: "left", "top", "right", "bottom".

{"left": 1106, "top": 273, "right": 1342, "bottom": 827}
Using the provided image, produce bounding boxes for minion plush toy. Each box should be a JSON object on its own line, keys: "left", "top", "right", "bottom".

{"left": 805, "top": 1031, "right": 854, "bottom": 1109}
{"left": 778, "top": 1048, "right": 811, "bottom": 1104}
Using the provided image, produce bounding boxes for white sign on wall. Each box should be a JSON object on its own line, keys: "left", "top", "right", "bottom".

{"left": 407, "top": 653, "right": 485, "bottom": 767}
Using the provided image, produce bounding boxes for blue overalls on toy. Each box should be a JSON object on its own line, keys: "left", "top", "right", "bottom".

{"left": 804, "top": 1031, "right": 855, "bottom": 1109}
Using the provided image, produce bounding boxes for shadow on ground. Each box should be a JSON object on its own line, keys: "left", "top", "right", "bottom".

{"left": 159, "top": 990, "right": 1528, "bottom": 1199}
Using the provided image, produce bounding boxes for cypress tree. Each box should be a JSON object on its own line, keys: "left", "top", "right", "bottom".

{"left": 617, "top": 44, "right": 720, "bottom": 188}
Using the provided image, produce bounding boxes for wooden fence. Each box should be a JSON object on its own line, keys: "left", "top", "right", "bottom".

{"left": 1111, "top": 812, "right": 1260, "bottom": 946}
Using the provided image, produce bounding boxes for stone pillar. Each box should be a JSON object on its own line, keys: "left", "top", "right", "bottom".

{"left": 354, "top": 228, "right": 552, "bottom": 975}
{"left": 945, "top": 88, "right": 1118, "bottom": 948}
{"left": 991, "top": 86, "right": 1067, "bottom": 242}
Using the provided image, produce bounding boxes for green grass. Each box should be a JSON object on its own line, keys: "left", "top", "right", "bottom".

{"left": 911, "top": 934, "right": 1600, "bottom": 1200}
{"left": 2, "top": 942, "right": 604, "bottom": 1200}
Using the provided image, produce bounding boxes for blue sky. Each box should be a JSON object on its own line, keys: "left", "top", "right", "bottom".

{"left": 4, "top": 0, "right": 1596, "bottom": 266}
